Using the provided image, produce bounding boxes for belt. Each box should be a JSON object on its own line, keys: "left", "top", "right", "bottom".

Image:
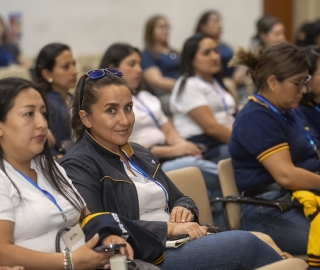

{"left": 242, "top": 183, "right": 282, "bottom": 197}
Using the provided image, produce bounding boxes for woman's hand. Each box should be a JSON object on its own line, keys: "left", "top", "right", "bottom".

{"left": 170, "top": 206, "right": 194, "bottom": 223}
{"left": 171, "top": 141, "right": 201, "bottom": 157}
{"left": 167, "top": 222, "right": 207, "bottom": 240}
{"left": 72, "top": 234, "right": 115, "bottom": 270}
{"left": 102, "top": 235, "right": 134, "bottom": 260}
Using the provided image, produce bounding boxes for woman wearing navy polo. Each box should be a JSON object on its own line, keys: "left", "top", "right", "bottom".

{"left": 229, "top": 42, "right": 319, "bottom": 257}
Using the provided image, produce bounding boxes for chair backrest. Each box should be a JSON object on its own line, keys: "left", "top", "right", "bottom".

{"left": 0, "top": 65, "right": 32, "bottom": 80}
{"left": 217, "top": 158, "right": 242, "bottom": 230}
{"left": 166, "top": 167, "right": 214, "bottom": 225}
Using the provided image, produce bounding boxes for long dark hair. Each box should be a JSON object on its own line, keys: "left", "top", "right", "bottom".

{"left": 194, "top": 10, "right": 220, "bottom": 34}
{"left": 99, "top": 43, "right": 140, "bottom": 69}
{"left": 72, "top": 72, "right": 130, "bottom": 140}
{"left": 176, "top": 33, "right": 225, "bottom": 98}
{"left": 144, "top": 15, "right": 176, "bottom": 58}
{"left": 34, "top": 43, "right": 70, "bottom": 92}
{"left": 0, "top": 77, "right": 84, "bottom": 212}
{"left": 254, "top": 15, "right": 281, "bottom": 48}
{"left": 301, "top": 46, "right": 320, "bottom": 105}
{"left": 99, "top": 43, "right": 142, "bottom": 93}
{"left": 0, "top": 16, "right": 8, "bottom": 43}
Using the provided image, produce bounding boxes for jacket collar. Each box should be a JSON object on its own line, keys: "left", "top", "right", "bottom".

{"left": 84, "top": 130, "right": 134, "bottom": 159}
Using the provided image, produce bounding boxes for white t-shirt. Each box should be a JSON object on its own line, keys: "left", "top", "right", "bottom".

{"left": 170, "top": 76, "right": 236, "bottom": 138}
{"left": 122, "top": 161, "right": 170, "bottom": 222}
{"left": 130, "top": 91, "right": 168, "bottom": 147}
{"left": 0, "top": 159, "right": 83, "bottom": 252}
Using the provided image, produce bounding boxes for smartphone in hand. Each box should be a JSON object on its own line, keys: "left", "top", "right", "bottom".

{"left": 167, "top": 234, "right": 189, "bottom": 241}
{"left": 94, "top": 243, "right": 126, "bottom": 252}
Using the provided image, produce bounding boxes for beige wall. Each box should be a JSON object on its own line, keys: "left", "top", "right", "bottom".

{"left": 0, "top": 0, "right": 262, "bottom": 59}
{"left": 294, "top": 0, "right": 320, "bottom": 34}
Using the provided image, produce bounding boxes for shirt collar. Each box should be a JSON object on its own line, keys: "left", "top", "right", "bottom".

{"left": 85, "top": 130, "right": 134, "bottom": 158}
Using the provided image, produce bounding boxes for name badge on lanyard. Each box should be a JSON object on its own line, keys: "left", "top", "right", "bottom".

{"left": 62, "top": 223, "right": 85, "bottom": 251}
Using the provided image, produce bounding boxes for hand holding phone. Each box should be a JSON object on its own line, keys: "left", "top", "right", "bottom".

{"left": 93, "top": 243, "right": 126, "bottom": 252}
{"left": 167, "top": 234, "right": 189, "bottom": 241}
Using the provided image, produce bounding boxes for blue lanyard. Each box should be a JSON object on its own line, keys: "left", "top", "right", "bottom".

{"left": 314, "top": 104, "right": 320, "bottom": 113}
{"left": 253, "top": 94, "right": 320, "bottom": 159}
{"left": 292, "top": 110, "right": 320, "bottom": 160}
{"left": 253, "top": 94, "right": 288, "bottom": 122}
{"left": 135, "top": 96, "right": 161, "bottom": 129}
{"left": 127, "top": 159, "right": 169, "bottom": 205}
{"left": 16, "top": 169, "right": 67, "bottom": 222}
{"left": 197, "top": 77, "right": 229, "bottom": 115}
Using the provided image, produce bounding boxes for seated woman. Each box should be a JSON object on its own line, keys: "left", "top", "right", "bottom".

{"left": 250, "top": 15, "right": 286, "bottom": 52}
{"left": 0, "top": 77, "right": 164, "bottom": 269}
{"left": 298, "top": 45, "right": 320, "bottom": 136}
{"left": 170, "top": 33, "right": 236, "bottom": 163}
{"left": 99, "top": 43, "right": 225, "bottom": 229}
{"left": 0, "top": 17, "right": 30, "bottom": 67}
{"left": 228, "top": 42, "right": 318, "bottom": 255}
{"left": 34, "top": 43, "right": 77, "bottom": 157}
{"left": 141, "top": 15, "right": 179, "bottom": 115}
{"left": 194, "top": 10, "right": 235, "bottom": 79}
{"left": 60, "top": 67, "right": 283, "bottom": 269}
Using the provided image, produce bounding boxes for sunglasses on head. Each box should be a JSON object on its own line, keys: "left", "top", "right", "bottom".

{"left": 78, "top": 68, "right": 124, "bottom": 110}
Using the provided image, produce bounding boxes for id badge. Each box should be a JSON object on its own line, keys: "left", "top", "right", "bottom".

{"left": 62, "top": 223, "right": 85, "bottom": 251}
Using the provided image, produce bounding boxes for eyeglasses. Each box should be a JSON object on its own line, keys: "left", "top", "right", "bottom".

{"left": 288, "top": 75, "right": 312, "bottom": 92}
{"left": 79, "top": 68, "right": 124, "bottom": 110}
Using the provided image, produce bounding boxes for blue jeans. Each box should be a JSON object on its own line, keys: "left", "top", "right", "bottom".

{"left": 241, "top": 190, "right": 309, "bottom": 255}
{"left": 209, "top": 144, "right": 231, "bottom": 164}
{"left": 159, "top": 231, "right": 282, "bottom": 270}
{"left": 161, "top": 156, "right": 227, "bottom": 230}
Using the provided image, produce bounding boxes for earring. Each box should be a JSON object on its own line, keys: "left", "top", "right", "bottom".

{"left": 48, "top": 78, "right": 53, "bottom": 83}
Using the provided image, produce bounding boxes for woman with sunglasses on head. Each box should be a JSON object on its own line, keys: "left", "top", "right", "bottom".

{"left": 170, "top": 33, "right": 236, "bottom": 164}
{"left": 34, "top": 43, "right": 77, "bottom": 158}
{"left": 228, "top": 42, "right": 320, "bottom": 256}
{"left": 60, "top": 67, "right": 283, "bottom": 269}
{"left": 0, "top": 77, "right": 147, "bottom": 269}
{"left": 99, "top": 42, "right": 228, "bottom": 229}
{"left": 298, "top": 46, "right": 320, "bottom": 137}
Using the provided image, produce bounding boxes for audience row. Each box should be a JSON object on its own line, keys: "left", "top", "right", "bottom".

{"left": 0, "top": 75, "right": 284, "bottom": 269}
{"left": 0, "top": 9, "right": 319, "bottom": 270}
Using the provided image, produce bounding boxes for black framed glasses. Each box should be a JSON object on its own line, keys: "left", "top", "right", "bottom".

{"left": 289, "top": 74, "right": 312, "bottom": 93}
{"left": 79, "top": 68, "right": 124, "bottom": 110}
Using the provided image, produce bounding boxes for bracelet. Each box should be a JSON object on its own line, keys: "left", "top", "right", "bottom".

{"left": 62, "top": 249, "right": 74, "bottom": 270}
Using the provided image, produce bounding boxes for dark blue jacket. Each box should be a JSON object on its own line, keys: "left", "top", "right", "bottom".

{"left": 60, "top": 131, "right": 198, "bottom": 246}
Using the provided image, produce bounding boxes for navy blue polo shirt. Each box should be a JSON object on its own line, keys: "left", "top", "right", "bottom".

{"left": 298, "top": 103, "right": 320, "bottom": 138}
{"left": 141, "top": 49, "right": 179, "bottom": 79}
{"left": 47, "top": 90, "right": 71, "bottom": 156}
{"left": 217, "top": 43, "right": 235, "bottom": 78}
{"left": 229, "top": 96, "right": 320, "bottom": 192}
{"left": 0, "top": 42, "right": 19, "bottom": 67}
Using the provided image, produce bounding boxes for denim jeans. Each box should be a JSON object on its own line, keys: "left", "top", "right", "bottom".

{"left": 241, "top": 190, "right": 310, "bottom": 255}
{"left": 161, "top": 156, "right": 227, "bottom": 230}
{"left": 159, "top": 231, "right": 282, "bottom": 270}
{"left": 209, "top": 144, "right": 231, "bottom": 164}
